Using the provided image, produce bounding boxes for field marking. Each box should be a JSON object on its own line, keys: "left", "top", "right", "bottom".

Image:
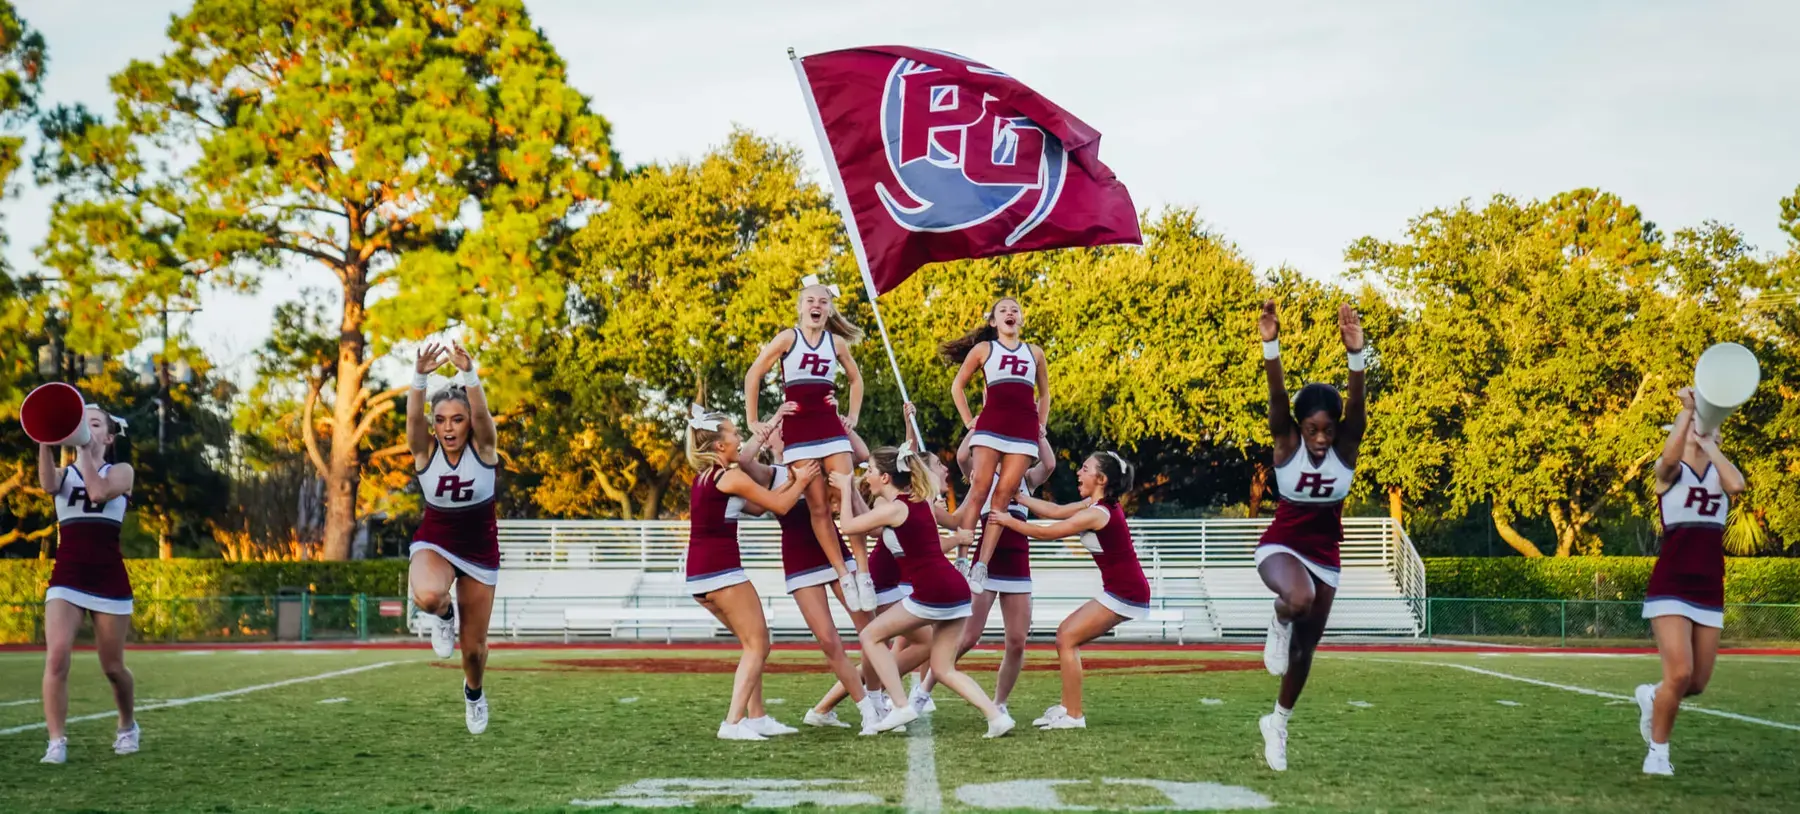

{"left": 1347, "top": 700, "right": 1373, "bottom": 708}
{"left": 1496, "top": 700, "right": 1522, "bottom": 707}
{"left": 1364, "top": 658, "right": 1800, "bottom": 733}
{"left": 904, "top": 710, "right": 941, "bottom": 813}
{"left": 0, "top": 698, "right": 38, "bottom": 708}
{"left": 0, "top": 660, "right": 408, "bottom": 736}
{"left": 317, "top": 697, "right": 350, "bottom": 704}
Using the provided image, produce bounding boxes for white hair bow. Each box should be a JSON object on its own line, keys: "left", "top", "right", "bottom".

{"left": 83, "top": 403, "right": 128, "bottom": 435}
{"left": 1103, "top": 451, "right": 1128, "bottom": 472}
{"left": 687, "top": 404, "right": 720, "bottom": 432}
{"left": 801, "top": 274, "right": 840, "bottom": 297}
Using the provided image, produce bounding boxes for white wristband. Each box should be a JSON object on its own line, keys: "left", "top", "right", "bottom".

{"left": 1347, "top": 349, "right": 1367, "bottom": 372}
{"left": 411, "top": 372, "right": 429, "bottom": 391}
{"left": 1261, "top": 340, "right": 1280, "bottom": 360}
{"left": 457, "top": 368, "right": 482, "bottom": 388}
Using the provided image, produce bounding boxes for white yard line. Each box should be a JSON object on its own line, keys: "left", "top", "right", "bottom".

{"left": 0, "top": 660, "right": 408, "bottom": 736}
{"left": 1359, "top": 658, "right": 1800, "bottom": 733}
{"left": 0, "top": 698, "right": 38, "bottom": 708}
{"left": 904, "top": 712, "right": 942, "bottom": 814}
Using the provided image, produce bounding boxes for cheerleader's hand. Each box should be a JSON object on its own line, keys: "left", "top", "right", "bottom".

{"left": 828, "top": 469, "right": 854, "bottom": 493}
{"left": 1258, "top": 300, "right": 1280, "bottom": 342}
{"left": 1339, "top": 304, "right": 1364, "bottom": 353}
{"left": 415, "top": 342, "right": 448, "bottom": 374}
{"left": 773, "top": 401, "right": 799, "bottom": 423}
{"left": 791, "top": 460, "right": 821, "bottom": 486}
{"left": 1676, "top": 387, "right": 1696, "bottom": 412}
{"left": 449, "top": 341, "right": 475, "bottom": 372}
{"left": 950, "top": 528, "right": 975, "bottom": 547}
{"left": 1689, "top": 422, "right": 1721, "bottom": 453}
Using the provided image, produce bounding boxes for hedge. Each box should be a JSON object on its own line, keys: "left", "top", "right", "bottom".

{"left": 0, "top": 559, "right": 410, "bottom": 603}
{"left": 1423, "top": 557, "right": 1800, "bottom": 604}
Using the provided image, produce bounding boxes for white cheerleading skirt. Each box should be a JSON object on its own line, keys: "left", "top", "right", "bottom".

{"left": 45, "top": 586, "right": 133, "bottom": 616}
{"left": 409, "top": 542, "right": 499, "bottom": 586}
{"left": 1253, "top": 544, "right": 1342, "bottom": 589}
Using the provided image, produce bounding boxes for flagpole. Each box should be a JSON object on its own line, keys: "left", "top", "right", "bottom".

{"left": 790, "top": 47, "right": 925, "bottom": 444}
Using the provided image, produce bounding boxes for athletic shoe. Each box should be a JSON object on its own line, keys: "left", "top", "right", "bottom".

{"left": 744, "top": 715, "right": 798, "bottom": 737}
{"left": 427, "top": 611, "right": 456, "bottom": 659}
{"left": 112, "top": 722, "right": 140, "bottom": 755}
{"left": 1634, "top": 683, "right": 1656, "bottom": 745}
{"left": 465, "top": 691, "right": 489, "bottom": 735}
{"left": 838, "top": 571, "right": 861, "bottom": 609}
{"left": 909, "top": 684, "right": 936, "bottom": 715}
{"left": 855, "top": 695, "right": 884, "bottom": 735}
{"left": 953, "top": 557, "right": 971, "bottom": 579}
{"left": 41, "top": 738, "right": 67, "bottom": 765}
{"left": 805, "top": 709, "right": 850, "bottom": 728}
{"left": 855, "top": 571, "right": 879, "bottom": 611}
{"left": 1039, "top": 714, "right": 1086, "bottom": 730}
{"left": 984, "top": 712, "right": 1017, "bottom": 738}
{"left": 875, "top": 705, "right": 919, "bottom": 733}
{"left": 1643, "top": 746, "right": 1673, "bottom": 776}
{"left": 1263, "top": 614, "right": 1292, "bottom": 677}
{"left": 717, "top": 721, "right": 767, "bottom": 741}
{"left": 967, "top": 562, "right": 988, "bottom": 593}
{"left": 1259, "top": 713, "right": 1288, "bottom": 772}
{"left": 869, "top": 690, "right": 892, "bottom": 716}
{"left": 997, "top": 702, "right": 1009, "bottom": 718}
{"left": 1033, "top": 704, "right": 1068, "bottom": 727}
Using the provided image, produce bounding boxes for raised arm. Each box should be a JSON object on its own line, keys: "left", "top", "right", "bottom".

{"left": 37, "top": 443, "right": 60, "bottom": 493}
{"left": 450, "top": 342, "right": 498, "bottom": 463}
{"left": 737, "top": 402, "right": 796, "bottom": 484}
{"left": 407, "top": 343, "right": 448, "bottom": 466}
{"left": 73, "top": 439, "right": 132, "bottom": 503}
{"left": 956, "top": 428, "right": 975, "bottom": 479}
{"left": 1032, "top": 343, "right": 1051, "bottom": 428}
{"left": 990, "top": 504, "right": 1106, "bottom": 541}
{"left": 836, "top": 336, "right": 864, "bottom": 429}
{"left": 1335, "top": 304, "right": 1368, "bottom": 468}
{"left": 1260, "top": 301, "right": 1298, "bottom": 462}
{"left": 718, "top": 462, "right": 817, "bottom": 517}
{"left": 1692, "top": 425, "right": 1747, "bottom": 496}
{"left": 832, "top": 470, "right": 908, "bottom": 537}
{"left": 1654, "top": 389, "right": 1697, "bottom": 490}
{"left": 1024, "top": 426, "right": 1055, "bottom": 489}
{"left": 950, "top": 344, "right": 987, "bottom": 429}
{"left": 1015, "top": 493, "right": 1092, "bottom": 520}
{"left": 743, "top": 333, "right": 791, "bottom": 429}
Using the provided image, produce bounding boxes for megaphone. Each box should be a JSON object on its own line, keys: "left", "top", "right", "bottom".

{"left": 20, "top": 382, "right": 92, "bottom": 447}
{"left": 1692, "top": 342, "right": 1760, "bottom": 434}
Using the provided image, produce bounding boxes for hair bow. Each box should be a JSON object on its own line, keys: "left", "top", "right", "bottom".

{"left": 801, "top": 274, "right": 840, "bottom": 297}
{"left": 687, "top": 404, "right": 720, "bottom": 432}
{"left": 83, "top": 403, "right": 128, "bottom": 435}
{"left": 1104, "top": 451, "right": 1128, "bottom": 472}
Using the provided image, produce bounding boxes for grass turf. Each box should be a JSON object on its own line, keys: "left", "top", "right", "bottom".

{"left": 0, "top": 645, "right": 1795, "bottom": 812}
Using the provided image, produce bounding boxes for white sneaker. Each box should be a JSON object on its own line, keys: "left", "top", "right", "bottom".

{"left": 909, "top": 685, "right": 936, "bottom": 715}
{"left": 967, "top": 561, "right": 988, "bottom": 592}
{"left": 997, "top": 702, "right": 1009, "bottom": 718}
{"left": 718, "top": 721, "right": 768, "bottom": 741}
{"left": 805, "top": 709, "right": 850, "bottom": 728}
{"left": 465, "top": 690, "right": 489, "bottom": 735}
{"left": 1634, "top": 684, "right": 1656, "bottom": 745}
{"left": 855, "top": 572, "right": 879, "bottom": 611}
{"left": 869, "top": 690, "right": 891, "bottom": 717}
{"left": 838, "top": 571, "right": 861, "bottom": 609}
{"left": 856, "top": 696, "right": 883, "bottom": 736}
{"left": 1643, "top": 746, "right": 1673, "bottom": 776}
{"left": 744, "top": 715, "right": 798, "bottom": 737}
{"left": 1260, "top": 714, "right": 1288, "bottom": 772}
{"left": 953, "top": 557, "right": 971, "bottom": 578}
{"left": 984, "top": 712, "right": 1016, "bottom": 738}
{"left": 113, "top": 722, "right": 140, "bottom": 755}
{"left": 41, "top": 738, "right": 67, "bottom": 765}
{"left": 426, "top": 611, "right": 456, "bottom": 659}
{"left": 1263, "top": 614, "right": 1292, "bottom": 676}
{"left": 875, "top": 705, "right": 919, "bottom": 733}
{"left": 1033, "top": 704, "right": 1068, "bottom": 727}
{"left": 1039, "top": 714, "right": 1086, "bottom": 730}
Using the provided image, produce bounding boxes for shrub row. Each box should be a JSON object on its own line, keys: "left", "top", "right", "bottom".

{"left": 0, "top": 559, "right": 410, "bottom": 603}
{"left": 1423, "top": 557, "right": 1800, "bottom": 604}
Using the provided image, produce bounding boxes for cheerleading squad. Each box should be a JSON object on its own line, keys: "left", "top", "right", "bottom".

{"left": 33, "top": 285, "right": 1742, "bottom": 777}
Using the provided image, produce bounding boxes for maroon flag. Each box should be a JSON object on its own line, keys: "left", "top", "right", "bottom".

{"left": 796, "top": 46, "right": 1141, "bottom": 295}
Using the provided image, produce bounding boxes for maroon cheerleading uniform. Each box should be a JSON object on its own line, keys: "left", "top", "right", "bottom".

{"left": 1081, "top": 501, "right": 1150, "bottom": 619}
{"left": 779, "top": 328, "right": 853, "bottom": 464}
{"left": 887, "top": 496, "right": 972, "bottom": 620}
{"left": 1255, "top": 446, "right": 1353, "bottom": 588}
{"left": 770, "top": 470, "right": 854, "bottom": 594}
{"left": 1643, "top": 462, "right": 1728, "bottom": 628}
{"left": 686, "top": 469, "right": 751, "bottom": 595}
{"left": 46, "top": 465, "right": 133, "bottom": 615}
{"left": 973, "top": 480, "right": 1033, "bottom": 594}
{"left": 410, "top": 444, "right": 500, "bottom": 585}
{"left": 870, "top": 539, "right": 910, "bottom": 606}
{"left": 969, "top": 339, "right": 1041, "bottom": 459}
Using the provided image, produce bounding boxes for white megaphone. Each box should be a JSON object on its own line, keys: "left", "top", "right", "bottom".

{"left": 1692, "top": 342, "right": 1760, "bottom": 434}
{"left": 20, "top": 382, "right": 92, "bottom": 447}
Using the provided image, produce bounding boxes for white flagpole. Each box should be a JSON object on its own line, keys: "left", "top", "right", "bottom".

{"left": 790, "top": 47, "right": 925, "bottom": 444}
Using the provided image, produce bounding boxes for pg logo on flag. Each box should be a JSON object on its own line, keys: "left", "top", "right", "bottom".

{"left": 797, "top": 46, "right": 1140, "bottom": 295}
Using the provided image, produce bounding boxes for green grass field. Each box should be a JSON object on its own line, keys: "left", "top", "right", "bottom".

{"left": 1, "top": 643, "right": 1797, "bottom": 813}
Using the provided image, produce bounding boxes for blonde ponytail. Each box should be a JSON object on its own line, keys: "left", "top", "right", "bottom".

{"left": 685, "top": 412, "right": 733, "bottom": 473}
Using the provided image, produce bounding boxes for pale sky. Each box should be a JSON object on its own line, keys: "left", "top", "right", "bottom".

{"left": 7, "top": 1, "right": 1799, "bottom": 383}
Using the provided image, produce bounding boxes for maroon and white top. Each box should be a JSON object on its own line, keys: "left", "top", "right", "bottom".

{"left": 1079, "top": 501, "right": 1150, "bottom": 619}
{"left": 410, "top": 444, "right": 500, "bottom": 584}
{"left": 686, "top": 469, "right": 751, "bottom": 595}
{"left": 970, "top": 340, "right": 1040, "bottom": 458}
{"left": 1256, "top": 446, "right": 1353, "bottom": 586}
{"left": 1644, "top": 462, "right": 1728, "bottom": 627}
{"left": 780, "top": 328, "right": 852, "bottom": 463}
{"left": 47, "top": 464, "right": 133, "bottom": 615}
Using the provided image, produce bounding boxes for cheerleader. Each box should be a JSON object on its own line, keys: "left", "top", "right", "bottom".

{"left": 686, "top": 408, "right": 820, "bottom": 740}
{"left": 988, "top": 451, "right": 1148, "bottom": 730}
{"left": 1253, "top": 302, "right": 1367, "bottom": 772}
{"left": 732, "top": 406, "right": 885, "bottom": 733}
{"left": 406, "top": 342, "right": 503, "bottom": 735}
{"left": 1634, "top": 387, "right": 1745, "bottom": 776}
{"left": 745, "top": 281, "right": 876, "bottom": 611}
{"left": 909, "top": 426, "right": 1056, "bottom": 716}
{"left": 943, "top": 297, "right": 1050, "bottom": 591}
{"left": 831, "top": 446, "right": 1016, "bottom": 738}
{"left": 37, "top": 406, "right": 137, "bottom": 764}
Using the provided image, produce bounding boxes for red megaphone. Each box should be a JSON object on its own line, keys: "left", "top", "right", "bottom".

{"left": 21, "top": 382, "right": 92, "bottom": 447}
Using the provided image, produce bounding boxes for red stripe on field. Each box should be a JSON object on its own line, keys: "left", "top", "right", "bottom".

{"left": 5, "top": 641, "right": 1799, "bottom": 656}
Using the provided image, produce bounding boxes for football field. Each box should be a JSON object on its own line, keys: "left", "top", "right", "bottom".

{"left": 2, "top": 643, "right": 1797, "bottom": 813}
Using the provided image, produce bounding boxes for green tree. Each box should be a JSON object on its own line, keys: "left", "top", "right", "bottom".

{"left": 0, "top": 1, "right": 48, "bottom": 550}
{"left": 35, "top": 0, "right": 616, "bottom": 558}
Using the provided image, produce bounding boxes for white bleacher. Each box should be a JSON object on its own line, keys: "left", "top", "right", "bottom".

{"left": 459, "top": 516, "right": 1425, "bottom": 642}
